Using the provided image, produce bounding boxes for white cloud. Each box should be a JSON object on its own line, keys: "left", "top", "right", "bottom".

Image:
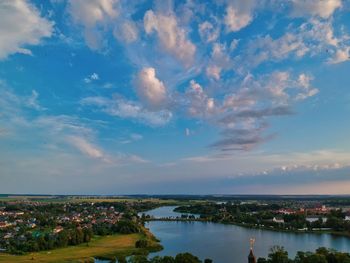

{"left": 144, "top": 10, "right": 196, "bottom": 66}
{"left": 291, "top": 0, "right": 342, "bottom": 18}
{"left": 295, "top": 73, "right": 319, "bottom": 100}
{"left": 68, "top": 0, "right": 119, "bottom": 50}
{"left": 214, "top": 71, "right": 318, "bottom": 151}
{"left": 26, "top": 90, "right": 45, "bottom": 111}
{"left": 206, "top": 43, "right": 231, "bottom": 80}
{"left": 67, "top": 135, "right": 104, "bottom": 159}
{"left": 130, "top": 133, "right": 143, "bottom": 141}
{"left": 113, "top": 20, "right": 138, "bottom": 43}
{"left": 241, "top": 19, "right": 350, "bottom": 69}
{"left": 206, "top": 65, "right": 221, "bottom": 81}
{"left": 186, "top": 80, "right": 216, "bottom": 118}
{"left": 244, "top": 33, "right": 309, "bottom": 68}
{"left": 328, "top": 47, "right": 350, "bottom": 64}
{"left": 84, "top": 72, "right": 99, "bottom": 83}
{"left": 224, "top": 1, "right": 257, "bottom": 32}
{"left": 304, "top": 19, "right": 340, "bottom": 48}
{"left": 0, "top": 0, "right": 53, "bottom": 59}
{"left": 136, "top": 67, "right": 167, "bottom": 109}
{"left": 198, "top": 21, "right": 220, "bottom": 43}
{"left": 81, "top": 95, "right": 172, "bottom": 126}
{"left": 69, "top": 0, "right": 118, "bottom": 27}
{"left": 230, "top": 39, "right": 240, "bottom": 51}
{"left": 120, "top": 133, "right": 143, "bottom": 144}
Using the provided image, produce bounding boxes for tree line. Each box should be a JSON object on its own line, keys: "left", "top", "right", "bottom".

{"left": 257, "top": 247, "right": 350, "bottom": 263}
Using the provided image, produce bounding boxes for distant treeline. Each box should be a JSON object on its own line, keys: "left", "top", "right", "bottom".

{"left": 257, "top": 246, "right": 350, "bottom": 263}
{"left": 120, "top": 247, "right": 350, "bottom": 263}
{"left": 124, "top": 252, "right": 212, "bottom": 263}
{"left": 126, "top": 195, "right": 350, "bottom": 202}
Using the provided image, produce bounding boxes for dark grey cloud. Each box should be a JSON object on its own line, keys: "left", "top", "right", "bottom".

{"left": 220, "top": 105, "right": 294, "bottom": 124}
{"left": 210, "top": 123, "right": 275, "bottom": 151}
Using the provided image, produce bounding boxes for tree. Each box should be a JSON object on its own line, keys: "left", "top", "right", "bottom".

{"left": 128, "top": 255, "right": 149, "bottom": 263}
{"left": 150, "top": 256, "right": 175, "bottom": 263}
{"left": 267, "top": 246, "right": 291, "bottom": 263}
{"left": 135, "top": 239, "right": 148, "bottom": 248}
{"left": 174, "top": 253, "right": 201, "bottom": 263}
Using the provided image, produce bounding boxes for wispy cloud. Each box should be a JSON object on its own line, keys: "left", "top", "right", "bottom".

{"left": 84, "top": 72, "right": 99, "bottom": 83}
{"left": 68, "top": 0, "right": 119, "bottom": 50}
{"left": 290, "top": 0, "right": 342, "bottom": 18}
{"left": 80, "top": 95, "right": 172, "bottom": 126}
{"left": 0, "top": 0, "right": 53, "bottom": 59}
{"left": 67, "top": 135, "right": 104, "bottom": 159}
{"left": 144, "top": 9, "right": 196, "bottom": 67}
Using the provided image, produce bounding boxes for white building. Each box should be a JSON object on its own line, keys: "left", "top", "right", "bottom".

{"left": 273, "top": 217, "right": 285, "bottom": 224}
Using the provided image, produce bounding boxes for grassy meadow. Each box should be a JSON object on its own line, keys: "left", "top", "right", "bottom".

{"left": 0, "top": 231, "right": 160, "bottom": 263}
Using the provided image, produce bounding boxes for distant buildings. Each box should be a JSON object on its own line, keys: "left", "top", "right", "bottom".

{"left": 53, "top": 226, "right": 64, "bottom": 234}
{"left": 0, "top": 222, "right": 12, "bottom": 229}
{"left": 272, "top": 217, "right": 285, "bottom": 224}
{"left": 306, "top": 217, "right": 327, "bottom": 223}
{"left": 277, "top": 205, "right": 330, "bottom": 216}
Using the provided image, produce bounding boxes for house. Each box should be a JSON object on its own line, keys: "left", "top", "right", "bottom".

{"left": 53, "top": 226, "right": 64, "bottom": 234}
{"left": 345, "top": 212, "right": 350, "bottom": 221}
{"left": 4, "top": 233, "right": 13, "bottom": 239}
{"left": 272, "top": 217, "right": 285, "bottom": 224}
{"left": 0, "top": 222, "right": 11, "bottom": 229}
{"left": 28, "top": 223, "right": 36, "bottom": 228}
{"left": 278, "top": 209, "right": 295, "bottom": 215}
{"left": 306, "top": 216, "right": 327, "bottom": 223}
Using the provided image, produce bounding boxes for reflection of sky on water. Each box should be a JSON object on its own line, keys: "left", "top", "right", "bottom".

{"left": 146, "top": 207, "right": 350, "bottom": 263}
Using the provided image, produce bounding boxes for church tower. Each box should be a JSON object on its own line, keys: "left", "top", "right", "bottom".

{"left": 248, "top": 238, "right": 256, "bottom": 263}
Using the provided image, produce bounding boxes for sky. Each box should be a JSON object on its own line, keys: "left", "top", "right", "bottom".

{"left": 1, "top": 0, "right": 350, "bottom": 195}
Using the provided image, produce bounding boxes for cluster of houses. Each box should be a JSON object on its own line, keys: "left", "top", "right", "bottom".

{"left": 271, "top": 205, "right": 350, "bottom": 226}
{"left": 0, "top": 202, "right": 125, "bottom": 249}
{"left": 0, "top": 209, "right": 36, "bottom": 239}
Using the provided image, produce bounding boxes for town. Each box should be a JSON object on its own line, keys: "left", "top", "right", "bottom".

{"left": 1, "top": 195, "right": 350, "bottom": 262}
{"left": 0, "top": 197, "right": 160, "bottom": 255}
{"left": 172, "top": 199, "right": 350, "bottom": 235}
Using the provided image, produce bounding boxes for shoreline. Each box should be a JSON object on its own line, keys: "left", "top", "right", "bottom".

{"left": 146, "top": 217, "right": 350, "bottom": 238}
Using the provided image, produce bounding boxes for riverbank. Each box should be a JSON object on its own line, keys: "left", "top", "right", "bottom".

{"left": 0, "top": 228, "right": 162, "bottom": 263}
{"left": 219, "top": 221, "right": 350, "bottom": 238}
{"left": 146, "top": 214, "right": 350, "bottom": 238}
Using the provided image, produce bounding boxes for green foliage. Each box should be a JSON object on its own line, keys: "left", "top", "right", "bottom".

{"left": 135, "top": 239, "right": 148, "bottom": 248}
{"left": 257, "top": 247, "right": 350, "bottom": 263}
{"left": 267, "top": 246, "right": 291, "bottom": 263}
{"left": 115, "top": 220, "right": 140, "bottom": 234}
{"left": 174, "top": 253, "right": 202, "bottom": 263}
{"left": 128, "top": 253, "right": 203, "bottom": 263}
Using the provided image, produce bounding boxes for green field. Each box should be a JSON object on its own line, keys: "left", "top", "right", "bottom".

{"left": 0, "top": 231, "right": 161, "bottom": 263}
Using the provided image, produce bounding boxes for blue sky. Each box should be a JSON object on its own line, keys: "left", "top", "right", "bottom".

{"left": 1, "top": 0, "right": 350, "bottom": 194}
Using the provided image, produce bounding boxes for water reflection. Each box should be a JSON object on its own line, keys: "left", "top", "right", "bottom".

{"left": 96, "top": 206, "right": 350, "bottom": 263}
{"left": 146, "top": 207, "right": 350, "bottom": 263}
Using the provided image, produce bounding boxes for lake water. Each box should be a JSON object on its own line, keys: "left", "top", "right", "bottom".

{"left": 139, "top": 205, "right": 199, "bottom": 219}
{"left": 145, "top": 206, "right": 350, "bottom": 263}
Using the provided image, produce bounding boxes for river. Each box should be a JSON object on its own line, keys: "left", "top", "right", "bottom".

{"left": 145, "top": 206, "right": 350, "bottom": 263}
{"left": 96, "top": 206, "right": 350, "bottom": 263}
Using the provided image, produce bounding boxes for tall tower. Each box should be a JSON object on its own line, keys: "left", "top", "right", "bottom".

{"left": 248, "top": 238, "right": 256, "bottom": 263}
